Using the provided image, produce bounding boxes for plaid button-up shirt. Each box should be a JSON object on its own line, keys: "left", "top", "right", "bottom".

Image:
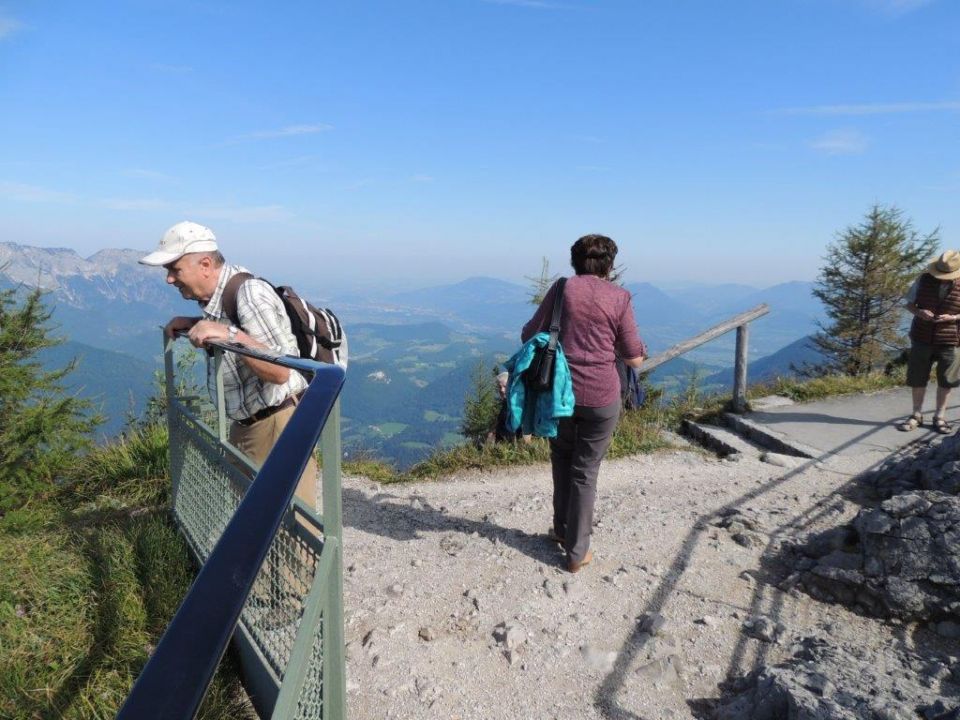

{"left": 200, "top": 265, "right": 308, "bottom": 421}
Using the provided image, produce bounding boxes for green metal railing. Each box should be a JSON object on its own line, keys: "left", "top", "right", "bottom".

{"left": 163, "top": 334, "right": 346, "bottom": 720}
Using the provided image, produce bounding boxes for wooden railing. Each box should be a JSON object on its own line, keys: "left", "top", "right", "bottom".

{"left": 641, "top": 304, "right": 770, "bottom": 412}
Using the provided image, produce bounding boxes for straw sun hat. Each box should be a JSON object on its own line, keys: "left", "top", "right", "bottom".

{"left": 927, "top": 250, "right": 960, "bottom": 281}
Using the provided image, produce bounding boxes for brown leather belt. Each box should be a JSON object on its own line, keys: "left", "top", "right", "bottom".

{"left": 236, "top": 392, "right": 303, "bottom": 427}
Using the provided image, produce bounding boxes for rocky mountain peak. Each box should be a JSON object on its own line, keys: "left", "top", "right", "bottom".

{"left": 0, "top": 242, "right": 174, "bottom": 306}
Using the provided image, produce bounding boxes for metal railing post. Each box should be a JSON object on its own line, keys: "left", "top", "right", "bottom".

{"left": 321, "top": 399, "right": 346, "bottom": 718}
{"left": 214, "top": 351, "right": 228, "bottom": 444}
{"left": 163, "top": 333, "right": 179, "bottom": 502}
{"left": 732, "top": 323, "right": 749, "bottom": 413}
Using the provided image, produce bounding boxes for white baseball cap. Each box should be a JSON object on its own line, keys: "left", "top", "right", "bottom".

{"left": 139, "top": 221, "right": 219, "bottom": 266}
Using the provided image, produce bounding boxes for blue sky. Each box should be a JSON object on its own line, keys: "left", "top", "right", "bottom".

{"left": 1, "top": 0, "right": 958, "bottom": 290}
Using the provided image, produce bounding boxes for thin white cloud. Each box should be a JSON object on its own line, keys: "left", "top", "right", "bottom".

{"left": 188, "top": 204, "right": 291, "bottom": 223}
{"left": 0, "top": 181, "right": 77, "bottom": 204}
{"left": 864, "top": 0, "right": 935, "bottom": 16}
{"left": 775, "top": 101, "right": 960, "bottom": 116}
{"left": 481, "top": 0, "right": 559, "bottom": 8}
{"left": 225, "top": 124, "right": 333, "bottom": 144}
{"left": 100, "top": 197, "right": 170, "bottom": 211}
{"left": 0, "top": 16, "right": 22, "bottom": 40}
{"left": 124, "top": 168, "right": 177, "bottom": 183}
{"left": 809, "top": 129, "right": 869, "bottom": 156}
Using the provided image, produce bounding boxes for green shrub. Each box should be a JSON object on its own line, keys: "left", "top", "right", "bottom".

{"left": 0, "top": 286, "right": 101, "bottom": 512}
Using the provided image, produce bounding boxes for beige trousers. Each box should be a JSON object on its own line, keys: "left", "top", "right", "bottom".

{"left": 229, "top": 402, "right": 319, "bottom": 514}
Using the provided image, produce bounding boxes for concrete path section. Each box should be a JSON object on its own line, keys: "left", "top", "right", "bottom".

{"left": 745, "top": 386, "right": 960, "bottom": 459}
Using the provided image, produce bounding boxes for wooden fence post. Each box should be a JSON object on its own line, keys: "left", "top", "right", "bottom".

{"left": 732, "top": 323, "right": 748, "bottom": 413}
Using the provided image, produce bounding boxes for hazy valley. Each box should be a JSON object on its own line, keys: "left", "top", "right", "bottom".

{"left": 1, "top": 242, "right": 827, "bottom": 465}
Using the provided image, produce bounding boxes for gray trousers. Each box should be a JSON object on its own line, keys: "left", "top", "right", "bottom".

{"left": 550, "top": 399, "right": 621, "bottom": 564}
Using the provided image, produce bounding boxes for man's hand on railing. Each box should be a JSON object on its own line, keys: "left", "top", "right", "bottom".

{"left": 164, "top": 316, "right": 201, "bottom": 339}
{"left": 186, "top": 320, "right": 234, "bottom": 348}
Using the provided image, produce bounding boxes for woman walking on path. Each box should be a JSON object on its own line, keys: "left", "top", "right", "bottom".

{"left": 522, "top": 235, "right": 646, "bottom": 572}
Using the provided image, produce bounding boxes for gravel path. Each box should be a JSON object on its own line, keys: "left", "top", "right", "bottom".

{"left": 340, "top": 444, "right": 951, "bottom": 719}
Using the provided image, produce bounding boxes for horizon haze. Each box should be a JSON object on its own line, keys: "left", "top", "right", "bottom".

{"left": 1, "top": 1, "right": 958, "bottom": 287}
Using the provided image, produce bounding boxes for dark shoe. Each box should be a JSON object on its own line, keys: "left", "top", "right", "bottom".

{"left": 932, "top": 415, "right": 952, "bottom": 434}
{"left": 567, "top": 550, "right": 593, "bottom": 573}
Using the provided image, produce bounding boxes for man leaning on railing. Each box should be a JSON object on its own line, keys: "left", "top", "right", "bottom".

{"left": 139, "top": 221, "right": 319, "bottom": 512}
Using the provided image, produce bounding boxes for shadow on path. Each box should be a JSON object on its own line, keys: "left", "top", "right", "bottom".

{"left": 595, "top": 416, "right": 903, "bottom": 719}
{"left": 750, "top": 411, "right": 890, "bottom": 428}
{"left": 342, "top": 487, "right": 563, "bottom": 567}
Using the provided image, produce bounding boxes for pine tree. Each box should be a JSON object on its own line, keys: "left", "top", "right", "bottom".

{"left": 812, "top": 205, "right": 939, "bottom": 376}
{"left": 525, "top": 257, "right": 558, "bottom": 306}
{"left": 460, "top": 360, "right": 500, "bottom": 446}
{"left": 0, "top": 284, "right": 100, "bottom": 510}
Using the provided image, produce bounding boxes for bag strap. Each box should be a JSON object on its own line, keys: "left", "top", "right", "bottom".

{"left": 221, "top": 271, "right": 255, "bottom": 327}
{"left": 547, "top": 278, "right": 567, "bottom": 351}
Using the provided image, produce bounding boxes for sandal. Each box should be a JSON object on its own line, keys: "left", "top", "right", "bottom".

{"left": 932, "top": 416, "right": 951, "bottom": 434}
{"left": 897, "top": 412, "right": 923, "bottom": 431}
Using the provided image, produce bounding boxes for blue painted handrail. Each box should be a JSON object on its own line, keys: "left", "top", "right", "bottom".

{"left": 117, "top": 340, "right": 345, "bottom": 720}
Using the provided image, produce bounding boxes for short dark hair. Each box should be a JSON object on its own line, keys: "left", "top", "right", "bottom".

{"left": 201, "top": 250, "right": 226, "bottom": 267}
{"left": 570, "top": 234, "right": 617, "bottom": 277}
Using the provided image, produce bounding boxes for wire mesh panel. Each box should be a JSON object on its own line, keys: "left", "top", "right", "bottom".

{"left": 164, "top": 335, "right": 345, "bottom": 720}
{"left": 292, "top": 612, "right": 325, "bottom": 720}
{"left": 169, "top": 400, "right": 325, "bottom": 678}
{"left": 239, "top": 520, "right": 321, "bottom": 675}
{"left": 170, "top": 409, "right": 244, "bottom": 558}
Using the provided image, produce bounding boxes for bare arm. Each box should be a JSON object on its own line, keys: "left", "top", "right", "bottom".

{"left": 623, "top": 354, "right": 645, "bottom": 369}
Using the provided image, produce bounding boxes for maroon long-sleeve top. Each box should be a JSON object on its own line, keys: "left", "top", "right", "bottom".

{"left": 522, "top": 275, "right": 646, "bottom": 408}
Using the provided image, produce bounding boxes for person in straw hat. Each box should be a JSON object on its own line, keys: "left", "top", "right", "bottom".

{"left": 899, "top": 250, "right": 960, "bottom": 433}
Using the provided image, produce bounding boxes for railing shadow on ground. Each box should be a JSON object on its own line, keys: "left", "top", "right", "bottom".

{"left": 117, "top": 337, "right": 346, "bottom": 720}
{"left": 341, "top": 488, "right": 565, "bottom": 567}
{"left": 594, "top": 408, "right": 914, "bottom": 719}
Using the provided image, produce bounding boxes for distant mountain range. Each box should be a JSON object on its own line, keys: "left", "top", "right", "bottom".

{"left": 39, "top": 340, "right": 157, "bottom": 439}
{"left": 705, "top": 335, "right": 827, "bottom": 387}
{"left": 0, "top": 243, "right": 197, "bottom": 360}
{"left": 0, "top": 241, "right": 830, "bottom": 466}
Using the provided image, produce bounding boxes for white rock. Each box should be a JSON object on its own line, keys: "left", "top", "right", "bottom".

{"left": 580, "top": 644, "right": 618, "bottom": 673}
{"left": 493, "top": 621, "right": 527, "bottom": 651}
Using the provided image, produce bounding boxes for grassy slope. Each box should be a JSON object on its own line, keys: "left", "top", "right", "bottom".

{"left": 344, "top": 384, "right": 687, "bottom": 484}
{"left": 0, "top": 423, "right": 252, "bottom": 720}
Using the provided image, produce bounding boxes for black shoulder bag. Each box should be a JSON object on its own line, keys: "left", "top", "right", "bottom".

{"left": 526, "top": 278, "right": 567, "bottom": 392}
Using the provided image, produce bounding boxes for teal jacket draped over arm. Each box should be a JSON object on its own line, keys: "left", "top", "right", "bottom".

{"left": 502, "top": 332, "right": 575, "bottom": 438}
